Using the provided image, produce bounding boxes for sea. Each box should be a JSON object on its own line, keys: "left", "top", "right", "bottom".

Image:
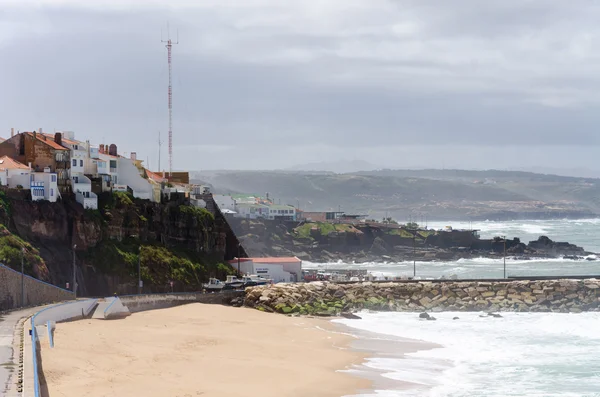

{"left": 310, "top": 219, "right": 600, "bottom": 397}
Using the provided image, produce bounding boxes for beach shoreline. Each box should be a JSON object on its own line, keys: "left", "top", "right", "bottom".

{"left": 39, "top": 304, "right": 371, "bottom": 397}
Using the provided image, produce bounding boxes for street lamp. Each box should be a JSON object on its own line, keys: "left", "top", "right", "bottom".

{"left": 502, "top": 236, "right": 507, "bottom": 279}
{"left": 72, "top": 244, "right": 77, "bottom": 298}
{"left": 138, "top": 245, "right": 142, "bottom": 295}
{"left": 21, "top": 247, "right": 25, "bottom": 307}
{"left": 237, "top": 243, "right": 241, "bottom": 275}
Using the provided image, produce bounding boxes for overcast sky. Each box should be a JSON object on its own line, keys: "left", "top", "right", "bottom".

{"left": 3, "top": 0, "right": 600, "bottom": 175}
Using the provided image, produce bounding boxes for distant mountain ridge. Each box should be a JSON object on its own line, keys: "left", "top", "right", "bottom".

{"left": 190, "top": 168, "right": 600, "bottom": 220}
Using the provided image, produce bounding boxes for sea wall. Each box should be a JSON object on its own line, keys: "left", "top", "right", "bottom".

{"left": 119, "top": 291, "right": 244, "bottom": 313}
{"left": 0, "top": 263, "right": 74, "bottom": 311}
{"left": 243, "top": 279, "right": 600, "bottom": 315}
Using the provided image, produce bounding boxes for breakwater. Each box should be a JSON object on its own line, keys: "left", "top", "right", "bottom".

{"left": 242, "top": 279, "right": 600, "bottom": 315}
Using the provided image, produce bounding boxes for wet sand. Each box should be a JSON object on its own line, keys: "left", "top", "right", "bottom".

{"left": 40, "top": 304, "right": 371, "bottom": 397}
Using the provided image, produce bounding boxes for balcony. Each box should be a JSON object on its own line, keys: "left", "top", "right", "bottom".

{"left": 110, "top": 167, "right": 117, "bottom": 173}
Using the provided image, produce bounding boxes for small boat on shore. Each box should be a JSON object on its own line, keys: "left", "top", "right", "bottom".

{"left": 225, "top": 275, "right": 245, "bottom": 288}
{"left": 242, "top": 275, "right": 272, "bottom": 287}
{"left": 203, "top": 278, "right": 225, "bottom": 291}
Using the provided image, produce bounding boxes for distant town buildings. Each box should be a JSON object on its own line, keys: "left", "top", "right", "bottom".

{"left": 213, "top": 194, "right": 297, "bottom": 220}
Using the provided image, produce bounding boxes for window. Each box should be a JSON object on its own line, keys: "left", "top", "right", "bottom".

{"left": 72, "top": 159, "right": 77, "bottom": 167}
{"left": 80, "top": 160, "right": 83, "bottom": 167}
{"left": 51, "top": 175, "right": 56, "bottom": 182}
{"left": 50, "top": 188, "right": 54, "bottom": 197}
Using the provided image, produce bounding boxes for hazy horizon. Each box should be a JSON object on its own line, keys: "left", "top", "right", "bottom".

{"left": 3, "top": 1, "right": 600, "bottom": 175}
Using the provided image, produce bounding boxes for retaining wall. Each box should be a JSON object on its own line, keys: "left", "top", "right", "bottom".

{"left": 0, "top": 263, "right": 74, "bottom": 311}
{"left": 119, "top": 291, "right": 244, "bottom": 313}
{"left": 244, "top": 279, "right": 600, "bottom": 314}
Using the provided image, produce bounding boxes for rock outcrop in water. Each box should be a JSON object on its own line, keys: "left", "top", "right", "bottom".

{"left": 242, "top": 279, "right": 600, "bottom": 315}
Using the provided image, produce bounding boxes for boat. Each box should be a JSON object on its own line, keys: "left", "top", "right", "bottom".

{"left": 225, "top": 275, "right": 245, "bottom": 288}
{"left": 203, "top": 278, "right": 224, "bottom": 291}
{"left": 241, "top": 275, "right": 272, "bottom": 287}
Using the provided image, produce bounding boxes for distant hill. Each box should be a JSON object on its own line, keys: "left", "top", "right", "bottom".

{"left": 286, "top": 159, "right": 382, "bottom": 173}
{"left": 191, "top": 169, "right": 600, "bottom": 220}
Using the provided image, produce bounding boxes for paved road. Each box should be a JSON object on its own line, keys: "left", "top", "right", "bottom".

{"left": 0, "top": 308, "right": 40, "bottom": 396}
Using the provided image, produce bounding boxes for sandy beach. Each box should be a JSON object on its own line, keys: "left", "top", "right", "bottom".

{"left": 39, "top": 304, "right": 370, "bottom": 397}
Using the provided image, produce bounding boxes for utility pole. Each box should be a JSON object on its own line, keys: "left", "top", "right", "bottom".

{"left": 21, "top": 247, "right": 25, "bottom": 307}
{"left": 138, "top": 245, "right": 142, "bottom": 295}
{"left": 502, "top": 235, "right": 507, "bottom": 278}
{"left": 161, "top": 24, "right": 179, "bottom": 178}
{"left": 413, "top": 232, "right": 416, "bottom": 278}
{"left": 237, "top": 243, "right": 241, "bottom": 275}
{"left": 72, "top": 244, "right": 77, "bottom": 298}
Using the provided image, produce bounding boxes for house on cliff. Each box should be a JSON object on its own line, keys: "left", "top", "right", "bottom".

{"left": 0, "top": 156, "right": 58, "bottom": 202}
{"left": 0, "top": 129, "right": 70, "bottom": 193}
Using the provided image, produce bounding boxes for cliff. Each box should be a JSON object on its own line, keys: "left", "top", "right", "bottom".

{"left": 0, "top": 189, "right": 240, "bottom": 296}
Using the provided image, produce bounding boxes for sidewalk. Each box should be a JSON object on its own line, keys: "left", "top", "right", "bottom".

{"left": 0, "top": 307, "right": 44, "bottom": 396}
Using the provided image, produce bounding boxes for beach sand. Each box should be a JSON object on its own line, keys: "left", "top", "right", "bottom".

{"left": 39, "top": 304, "right": 370, "bottom": 397}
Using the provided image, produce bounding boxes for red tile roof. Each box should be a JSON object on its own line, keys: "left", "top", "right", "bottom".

{"left": 25, "top": 132, "right": 68, "bottom": 150}
{"left": 41, "top": 133, "right": 80, "bottom": 146}
{"left": 0, "top": 156, "right": 30, "bottom": 170}
{"left": 145, "top": 169, "right": 166, "bottom": 183}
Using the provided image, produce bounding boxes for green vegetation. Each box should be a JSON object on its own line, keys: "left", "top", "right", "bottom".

{"left": 85, "top": 238, "right": 233, "bottom": 287}
{"left": 179, "top": 205, "right": 214, "bottom": 223}
{"left": 0, "top": 191, "right": 11, "bottom": 216}
{"left": 0, "top": 224, "right": 45, "bottom": 276}
{"left": 293, "top": 222, "right": 357, "bottom": 240}
{"left": 113, "top": 191, "right": 134, "bottom": 207}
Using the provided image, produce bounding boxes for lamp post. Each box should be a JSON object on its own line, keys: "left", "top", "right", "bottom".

{"left": 138, "top": 245, "right": 142, "bottom": 295}
{"left": 237, "top": 243, "right": 241, "bottom": 275}
{"left": 413, "top": 232, "right": 416, "bottom": 278}
{"left": 72, "top": 244, "right": 77, "bottom": 298}
{"left": 502, "top": 236, "right": 507, "bottom": 279}
{"left": 21, "top": 247, "right": 25, "bottom": 307}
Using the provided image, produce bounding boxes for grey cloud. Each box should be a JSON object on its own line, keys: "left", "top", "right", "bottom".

{"left": 2, "top": 1, "right": 600, "bottom": 172}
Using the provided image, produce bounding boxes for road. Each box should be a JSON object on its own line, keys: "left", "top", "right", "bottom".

{"left": 0, "top": 307, "right": 40, "bottom": 396}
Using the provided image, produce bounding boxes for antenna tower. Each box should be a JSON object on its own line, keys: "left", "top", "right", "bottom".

{"left": 161, "top": 24, "right": 178, "bottom": 177}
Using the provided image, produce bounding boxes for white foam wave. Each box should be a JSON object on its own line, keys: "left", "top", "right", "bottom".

{"left": 337, "top": 312, "right": 600, "bottom": 396}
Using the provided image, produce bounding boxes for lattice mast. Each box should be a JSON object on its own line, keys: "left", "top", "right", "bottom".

{"left": 161, "top": 25, "right": 178, "bottom": 177}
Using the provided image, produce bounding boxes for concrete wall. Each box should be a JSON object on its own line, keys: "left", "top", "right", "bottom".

{"left": 32, "top": 298, "right": 98, "bottom": 326}
{"left": 119, "top": 291, "right": 243, "bottom": 313}
{"left": 0, "top": 263, "right": 74, "bottom": 311}
{"left": 117, "top": 157, "right": 154, "bottom": 201}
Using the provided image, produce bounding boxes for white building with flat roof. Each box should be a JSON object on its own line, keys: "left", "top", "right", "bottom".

{"left": 228, "top": 257, "right": 302, "bottom": 283}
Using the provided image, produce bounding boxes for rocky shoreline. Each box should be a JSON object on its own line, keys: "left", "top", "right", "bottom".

{"left": 229, "top": 218, "right": 597, "bottom": 264}
{"left": 238, "top": 279, "right": 600, "bottom": 315}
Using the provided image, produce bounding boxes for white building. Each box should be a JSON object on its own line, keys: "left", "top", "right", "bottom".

{"left": 116, "top": 154, "right": 154, "bottom": 201}
{"left": 30, "top": 170, "right": 59, "bottom": 203}
{"left": 52, "top": 132, "right": 98, "bottom": 210}
{"left": 0, "top": 156, "right": 31, "bottom": 188}
{"left": 0, "top": 156, "right": 58, "bottom": 202}
{"left": 229, "top": 257, "right": 302, "bottom": 283}
{"left": 234, "top": 203, "right": 270, "bottom": 219}
{"left": 213, "top": 194, "right": 236, "bottom": 211}
{"left": 266, "top": 205, "right": 296, "bottom": 221}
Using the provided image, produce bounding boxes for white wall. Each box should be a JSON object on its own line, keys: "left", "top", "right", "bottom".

{"left": 213, "top": 194, "right": 236, "bottom": 211}
{"left": 31, "top": 172, "right": 58, "bottom": 202}
{"left": 236, "top": 261, "right": 293, "bottom": 283}
{"left": 33, "top": 299, "right": 98, "bottom": 326}
{"left": 117, "top": 157, "right": 155, "bottom": 202}
{"left": 8, "top": 172, "right": 31, "bottom": 189}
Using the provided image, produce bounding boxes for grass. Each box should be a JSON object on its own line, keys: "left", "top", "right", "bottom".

{"left": 293, "top": 222, "right": 360, "bottom": 240}
{"left": 0, "top": 224, "right": 46, "bottom": 277}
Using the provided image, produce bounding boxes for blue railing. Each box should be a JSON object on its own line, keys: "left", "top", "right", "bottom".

{"left": 29, "top": 299, "right": 98, "bottom": 397}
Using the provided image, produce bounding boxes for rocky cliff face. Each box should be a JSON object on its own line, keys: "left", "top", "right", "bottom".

{"left": 0, "top": 190, "right": 238, "bottom": 296}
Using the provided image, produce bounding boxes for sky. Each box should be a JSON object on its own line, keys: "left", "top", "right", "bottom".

{"left": 2, "top": 0, "right": 600, "bottom": 175}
